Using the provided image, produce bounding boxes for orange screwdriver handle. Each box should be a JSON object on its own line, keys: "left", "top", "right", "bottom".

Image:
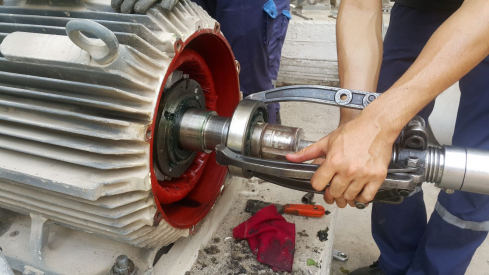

{"left": 283, "top": 204, "right": 325, "bottom": 217}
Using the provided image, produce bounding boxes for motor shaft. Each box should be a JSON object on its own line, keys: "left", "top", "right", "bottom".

{"left": 177, "top": 109, "right": 314, "bottom": 160}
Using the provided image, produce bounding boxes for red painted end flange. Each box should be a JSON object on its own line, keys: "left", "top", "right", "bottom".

{"left": 149, "top": 25, "right": 240, "bottom": 230}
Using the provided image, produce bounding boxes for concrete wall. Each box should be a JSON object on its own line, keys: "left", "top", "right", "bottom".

{"left": 277, "top": 15, "right": 339, "bottom": 86}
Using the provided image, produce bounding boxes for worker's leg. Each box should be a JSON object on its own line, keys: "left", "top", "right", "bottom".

{"left": 193, "top": 0, "right": 279, "bottom": 123}
{"left": 268, "top": 0, "right": 290, "bottom": 83}
{"left": 267, "top": 0, "right": 290, "bottom": 124}
{"left": 405, "top": 56, "right": 489, "bottom": 275}
{"left": 371, "top": 4, "right": 451, "bottom": 275}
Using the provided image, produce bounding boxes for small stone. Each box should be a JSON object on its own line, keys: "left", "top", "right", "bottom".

{"left": 292, "top": 269, "right": 306, "bottom": 275}
{"left": 203, "top": 245, "right": 220, "bottom": 255}
{"left": 317, "top": 227, "right": 329, "bottom": 242}
{"left": 231, "top": 250, "right": 245, "bottom": 260}
{"left": 197, "top": 250, "right": 212, "bottom": 268}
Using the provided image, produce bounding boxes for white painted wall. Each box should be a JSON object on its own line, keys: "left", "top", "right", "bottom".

{"left": 429, "top": 83, "right": 460, "bottom": 145}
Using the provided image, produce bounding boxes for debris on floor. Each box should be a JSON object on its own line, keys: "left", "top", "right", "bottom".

{"left": 306, "top": 258, "right": 319, "bottom": 267}
{"left": 233, "top": 205, "right": 296, "bottom": 272}
{"left": 339, "top": 267, "right": 350, "bottom": 274}
{"left": 189, "top": 238, "right": 307, "bottom": 275}
{"left": 203, "top": 245, "right": 220, "bottom": 255}
{"left": 188, "top": 180, "right": 336, "bottom": 274}
{"left": 317, "top": 227, "right": 329, "bottom": 242}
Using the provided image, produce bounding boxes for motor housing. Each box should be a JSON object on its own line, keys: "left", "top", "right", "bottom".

{"left": 0, "top": 0, "right": 240, "bottom": 249}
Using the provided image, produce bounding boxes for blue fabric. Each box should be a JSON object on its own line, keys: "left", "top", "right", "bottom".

{"left": 267, "top": 0, "right": 291, "bottom": 122}
{"left": 191, "top": 0, "right": 288, "bottom": 124}
{"left": 268, "top": 0, "right": 290, "bottom": 81}
{"left": 263, "top": 0, "right": 278, "bottom": 18}
{"left": 373, "top": 4, "right": 489, "bottom": 275}
{"left": 282, "top": 10, "right": 291, "bottom": 19}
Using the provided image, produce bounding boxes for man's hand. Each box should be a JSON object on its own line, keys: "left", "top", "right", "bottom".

{"left": 287, "top": 114, "right": 393, "bottom": 208}
{"left": 112, "top": 0, "right": 179, "bottom": 14}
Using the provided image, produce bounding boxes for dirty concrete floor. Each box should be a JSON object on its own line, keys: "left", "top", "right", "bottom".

{"left": 280, "top": 102, "right": 489, "bottom": 275}
{"left": 187, "top": 179, "right": 337, "bottom": 275}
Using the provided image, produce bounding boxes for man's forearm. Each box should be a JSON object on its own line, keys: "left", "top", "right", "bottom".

{"left": 336, "top": 0, "right": 383, "bottom": 125}
{"left": 362, "top": 0, "right": 489, "bottom": 141}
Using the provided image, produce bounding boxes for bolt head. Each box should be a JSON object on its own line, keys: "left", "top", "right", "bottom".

{"left": 111, "top": 255, "right": 136, "bottom": 275}
{"left": 406, "top": 157, "right": 420, "bottom": 167}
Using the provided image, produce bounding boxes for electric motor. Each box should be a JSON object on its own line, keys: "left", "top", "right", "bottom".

{"left": 0, "top": 0, "right": 240, "bottom": 248}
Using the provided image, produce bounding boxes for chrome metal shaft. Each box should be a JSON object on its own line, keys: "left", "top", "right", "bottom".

{"left": 425, "top": 146, "right": 489, "bottom": 195}
{"left": 249, "top": 123, "right": 308, "bottom": 160}
{"left": 178, "top": 109, "right": 230, "bottom": 153}
{"left": 177, "top": 109, "right": 314, "bottom": 159}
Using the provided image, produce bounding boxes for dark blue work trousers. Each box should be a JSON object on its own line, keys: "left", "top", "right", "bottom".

{"left": 191, "top": 0, "right": 290, "bottom": 124}
{"left": 373, "top": 4, "right": 489, "bottom": 275}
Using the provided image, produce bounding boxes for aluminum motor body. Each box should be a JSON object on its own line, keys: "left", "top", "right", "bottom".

{"left": 0, "top": 0, "right": 240, "bottom": 254}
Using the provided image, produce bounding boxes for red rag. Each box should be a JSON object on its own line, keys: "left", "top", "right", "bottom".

{"left": 233, "top": 205, "right": 296, "bottom": 272}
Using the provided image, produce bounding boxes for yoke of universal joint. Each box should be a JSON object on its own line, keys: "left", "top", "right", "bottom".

{"left": 176, "top": 85, "right": 489, "bottom": 207}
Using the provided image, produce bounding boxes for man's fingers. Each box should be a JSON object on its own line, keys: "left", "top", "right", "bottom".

{"left": 356, "top": 181, "right": 383, "bottom": 203}
{"left": 335, "top": 197, "right": 348, "bottom": 208}
{"left": 160, "top": 0, "right": 179, "bottom": 10}
{"left": 134, "top": 0, "right": 158, "bottom": 14}
{"left": 347, "top": 200, "right": 356, "bottom": 207}
{"left": 343, "top": 180, "right": 366, "bottom": 201}
{"left": 286, "top": 137, "right": 328, "bottom": 163}
{"left": 120, "top": 0, "right": 138, "bottom": 13}
{"left": 111, "top": 0, "right": 124, "bottom": 10}
{"left": 328, "top": 174, "right": 350, "bottom": 199}
{"left": 311, "top": 158, "right": 325, "bottom": 165}
{"left": 323, "top": 187, "right": 335, "bottom": 205}
{"left": 311, "top": 164, "right": 335, "bottom": 191}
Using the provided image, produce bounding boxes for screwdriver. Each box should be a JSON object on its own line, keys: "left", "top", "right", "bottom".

{"left": 245, "top": 199, "right": 325, "bottom": 218}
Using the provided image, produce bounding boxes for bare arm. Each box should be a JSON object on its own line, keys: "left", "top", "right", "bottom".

{"left": 364, "top": 0, "right": 489, "bottom": 141}
{"left": 289, "top": 0, "right": 489, "bottom": 207}
{"left": 336, "top": 0, "right": 383, "bottom": 125}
